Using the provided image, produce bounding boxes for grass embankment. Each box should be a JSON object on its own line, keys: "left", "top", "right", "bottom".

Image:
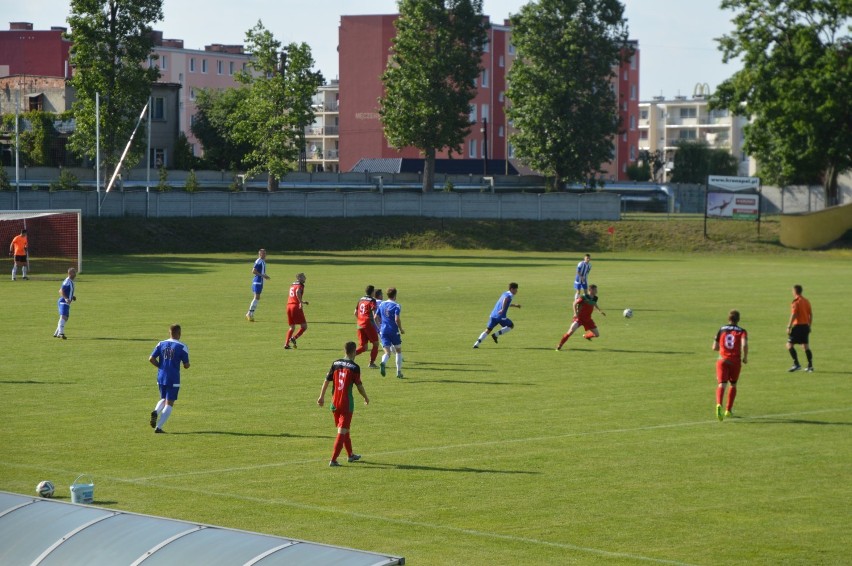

{"left": 84, "top": 215, "right": 810, "bottom": 254}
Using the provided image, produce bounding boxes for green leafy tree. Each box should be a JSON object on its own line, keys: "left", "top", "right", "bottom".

{"left": 67, "top": 0, "right": 163, "bottom": 177}
{"left": 714, "top": 0, "right": 851, "bottom": 205}
{"left": 157, "top": 165, "right": 170, "bottom": 191}
{"left": 191, "top": 87, "right": 251, "bottom": 171}
{"left": 670, "top": 140, "right": 738, "bottom": 184}
{"left": 0, "top": 165, "right": 11, "bottom": 190}
{"left": 230, "top": 21, "right": 323, "bottom": 191}
{"left": 49, "top": 168, "right": 81, "bottom": 191}
{"left": 172, "top": 132, "right": 198, "bottom": 171}
{"left": 380, "top": 0, "right": 488, "bottom": 192}
{"left": 507, "top": 0, "right": 630, "bottom": 190}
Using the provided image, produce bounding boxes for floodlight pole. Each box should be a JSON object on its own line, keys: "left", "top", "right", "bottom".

{"left": 96, "top": 92, "right": 101, "bottom": 217}
{"left": 14, "top": 89, "right": 20, "bottom": 210}
{"left": 146, "top": 95, "right": 151, "bottom": 219}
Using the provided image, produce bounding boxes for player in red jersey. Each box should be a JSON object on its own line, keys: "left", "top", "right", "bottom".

{"left": 284, "top": 272, "right": 308, "bottom": 349}
{"left": 354, "top": 285, "right": 380, "bottom": 368}
{"left": 318, "top": 342, "right": 370, "bottom": 467}
{"left": 556, "top": 284, "right": 606, "bottom": 350}
{"left": 713, "top": 309, "right": 748, "bottom": 421}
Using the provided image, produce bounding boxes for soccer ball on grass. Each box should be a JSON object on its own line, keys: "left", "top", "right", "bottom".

{"left": 36, "top": 480, "right": 55, "bottom": 498}
{"left": 623, "top": 308, "right": 633, "bottom": 319}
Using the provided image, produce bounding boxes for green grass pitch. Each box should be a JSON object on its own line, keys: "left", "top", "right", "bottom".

{"left": 2, "top": 249, "right": 850, "bottom": 565}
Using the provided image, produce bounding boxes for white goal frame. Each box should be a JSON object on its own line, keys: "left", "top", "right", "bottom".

{"left": 0, "top": 209, "right": 82, "bottom": 274}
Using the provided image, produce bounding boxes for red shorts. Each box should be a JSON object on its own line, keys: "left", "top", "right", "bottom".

{"left": 333, "top": 410, "right": 353, "bottom": 430}
{"left": 573, "top": 317, "right": 596, "bottom": 331}
{"left": 716, "top": 358, "right": 742, "bottom": 384}
{"left": 357, "top": 326, "right": 379, "bottom": 345}
{"left": 287, "top": 305, "right": 306, "bottom": 325}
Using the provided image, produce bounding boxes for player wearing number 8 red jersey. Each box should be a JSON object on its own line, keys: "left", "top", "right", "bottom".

{"left": 318, "top": 342, "right": 370, "bottom": 467}
{"left": 713, "top": 310, "right": 748, "bottom": 421}
{"left": 284, "top": 272, "right": 308, "bottom": 349}
{"left": 354, "top": 285, "right": 380, "bottom": 368}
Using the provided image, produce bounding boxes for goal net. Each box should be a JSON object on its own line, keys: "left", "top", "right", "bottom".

{"left": 1, "top": 209, "right": 82, "bottom": 277}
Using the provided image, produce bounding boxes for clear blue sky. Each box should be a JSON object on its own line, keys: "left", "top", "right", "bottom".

{"left": 13, "top": 0, "right": 741, "bottom": 100}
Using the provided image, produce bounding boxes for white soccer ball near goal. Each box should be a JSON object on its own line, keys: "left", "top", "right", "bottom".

{"left": 623, "top": 308, "right": 633, "bottom": 319}
{"left": 36, "top": 480, "right": 55, "bottom": 498}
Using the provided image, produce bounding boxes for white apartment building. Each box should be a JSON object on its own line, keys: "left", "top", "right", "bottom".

{"left": 638, "top": 87, "right": 755, "bottom": 178}
{"left": 305, "top": 81, "right": 340, "bottom": 172}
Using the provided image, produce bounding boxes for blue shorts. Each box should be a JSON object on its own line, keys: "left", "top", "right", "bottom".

{"left": 380, "top": 329, "right": 402, "bottom": 348}
{"left": 252, "top": 282, "right": 263, "bottom": 295}
{"left": 574, "top": 282, "right": 587, "bottom": 291}
{"left": 57, "top": 299, "right": 70, "bottom": 317}
{"left": 159, "top": 382, "right": 180, "bottom": 401}
{"left": 487, "top": 316, "right": 512, "bottom": 331}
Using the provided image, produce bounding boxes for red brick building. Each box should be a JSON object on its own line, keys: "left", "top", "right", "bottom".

{"left": 339, "top": 14, "right": 640, "bottom": 181}
{"left": 0, "top": 22, "right": 72, "bottom": 79}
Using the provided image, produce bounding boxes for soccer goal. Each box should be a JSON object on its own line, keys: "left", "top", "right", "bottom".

{"left": 1, "top": 209, "right": 82, "bottom": 277}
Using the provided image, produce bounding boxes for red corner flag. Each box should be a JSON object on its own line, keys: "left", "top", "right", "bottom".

{"left": 607, "top": 226, "right": 615, "bottom": 235}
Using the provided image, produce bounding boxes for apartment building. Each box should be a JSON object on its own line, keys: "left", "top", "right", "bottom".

{"left": 338, "top": 14, "right": 640, "bottom": 180}
{"left": 148, "top": 31, "right": 252, "bottom": 157}
{"left": 638, "top": 87, "right": 754, "bottom": 178}
{"left": 305, "top": 81, "right": 340, "bottom": 172}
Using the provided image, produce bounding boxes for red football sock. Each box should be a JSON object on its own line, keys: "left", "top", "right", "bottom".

{"left": 355, "top": 343, "right": 366, "bottom": 355}
{"left": 285, "top": 329, "right": 293, "bottom": 344}
{"left": 332, "top": 434, "right": 344, "bottom": 461}
{"left": 716, "top": 386, "right": 724, "bottom": 405}
{"left": 370, "top": 344, "right": 378, "bottom": 364}
{"left": 294, "top": 328, "right": 306, "bottom": 340}
{"left": 343, "top": 433, "right": 353, "bottom": 457}
{"left": 558, "top": 334, "right": 570, "bottom": 348}
{"left": 726, "top": 387, "right": 737, "bottom": 411}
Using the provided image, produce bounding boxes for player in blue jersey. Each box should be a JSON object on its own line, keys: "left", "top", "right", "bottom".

{"left": 473, "top": 282, "right": 521, "bottom": 348}
{"left": 53, "top": 267, "right": 77, "bottom": 339}
{"left": 378, "top": 287, "right": 405, "bottom": 378}
{"left": 245, "top": 248, "right": 270, "bottom": 321}
{"left": 149, "top": 324, "right": 191, "bottom": 433}
{"left": 574, "top": 254, "right": 592, "bottom": 300}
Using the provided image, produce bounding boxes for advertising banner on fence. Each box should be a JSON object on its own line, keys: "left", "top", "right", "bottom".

{"left": 707, "top": 176, "right": 760, "bottom": 191}
{"left": 707, "top": 192, "right": 759, "bottom": 219}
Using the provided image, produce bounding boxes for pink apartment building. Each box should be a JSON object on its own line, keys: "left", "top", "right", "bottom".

{"left": 149, "top": 31, "right": 252, "bottom": 157}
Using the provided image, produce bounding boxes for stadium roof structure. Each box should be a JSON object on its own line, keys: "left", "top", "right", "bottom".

{"left": 0, "top": 491, "right": 404, "bottom": 565}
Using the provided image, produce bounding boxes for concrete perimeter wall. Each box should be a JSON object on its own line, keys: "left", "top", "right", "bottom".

{"left": 0, "top": 190, "right": 621, "bottom": 221}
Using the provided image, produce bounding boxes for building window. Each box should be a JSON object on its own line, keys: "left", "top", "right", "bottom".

{"left": 630, "top": 55, "right": 637, "bottom": 70}
{"left": 679, "top": 107, "right": 697, "bottom": 118}
{"left": 229, "top": 61, "right": 235, "bottom": 75}
{"left": 469, "top": 139, "right": 477, "bottom": 158}
{"left": 481, "top": 69, "right": 489, "bottom": 87}
{"left": 189, "top": 58, "right": 195, "bottom": 72}
{"left": 242, "top": 62, "right": 247, "bottom": 71}
{"left": 481, "top": 104, "right": 489, "bottom": 123}
{"left": 178, "top": 73, "right": 183, "bottom": 84}
{"left": 499, "top": 55, "right": 504, "bottom": 68}
{"left": 469, "top": 104, "right": 477, "bottom": 123}
{"left": 190, "top": 88, "right": 196, "bottom": 101}
{"left": 498, "top": 125, "right": 504, "bottom": 138}
{"left": 630, "top": 145, "right": 636, "bottom": 160}
{"left": 151, "top": 148, "right": 166, "bottom": 168}
{"left": 630, "top": 115, "right": 636, "bottom": 130}
{"left": 202, "top": 59, "right": 208, "bottom": 73}
{"left": 623, "top": 133, "right": 628, "bottom": 142}
{"left": 161, "top": 55, "right": 167, "bottom": 70}
{"left": 498, "top": 91, "right": 504, "bottom": 102}
{"left": 483, "top": 39, "right": 490, "bottom": 53}
{"left": 640, "top": 109, "right": 648, "bottom": 120}
{"left": 508, "top": 142, "right": 514, "bottom": 158}
{"left": 151, "top": 97, "right": 165, "bottom": 120}
{"left": 190, "top": 114, "right": 197, "bottom": 126}
{"left": 678, "top": 130, "right": 697, "bottom": 140}
{"left": 217, "top": 60, "right": 223, "bottom": 75}
{"left": 630, "top": 84, "right": 637, "bottom": 100}
{"left": 508, "top": 43, "right": 515, "bottom": 55}
{"left": 639, "top": 130, "right": 648, "bottom": 140}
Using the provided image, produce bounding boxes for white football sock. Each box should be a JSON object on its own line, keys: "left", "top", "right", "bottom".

{"left": 21, "top": 266, "right": 27, "bottom": 277}
{"left": 12, "top": 266, "right": 17, "bottom": 278}
{"left": 157, "top": 405, "right": 172, "bottom": 428}
{"left": 381, "top": 352, "right": 389, "bottom": 365}
{"left": 395, "top": 351, "right": 403, "bottom": 371}
{"left": 500, "top": 326, "right": 513, "bottom": 336}
{"left": 154, "top": 399, "right": 166, "bottom": 413}
{"left": 248, "top": 298, "right": 258, "bottom": 313}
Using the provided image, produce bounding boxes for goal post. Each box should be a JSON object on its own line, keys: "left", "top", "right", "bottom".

{"left": 0, "top": 209, "right": 82, "bottom": 277}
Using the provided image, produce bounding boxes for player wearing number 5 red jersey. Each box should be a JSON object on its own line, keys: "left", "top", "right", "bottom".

{"left": 713, "top": 310, "right": 748, "bottom": 421}
{"left": 318, "top": 342, "right": 369, "bottom": 467}
{"left": 354, "top": 285, "right": 380, "bottom": 368}
{"left": 284, "top": 272, "right": 308, "bottom": 349}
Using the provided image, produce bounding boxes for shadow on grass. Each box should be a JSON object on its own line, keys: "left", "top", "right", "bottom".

{"left": 170, "top": 431, "right": 333, "bottom": 439}
{"left": 737, "top": 418, "right": 852, "bottom": 426}
{"left": 357, "top": 461, "right": 540, "bottom": 474}
{"left": 0, "top": 380, "right": 65, "bottom": 385}
{"left": 402, "top": 379, "right": 531, "bottom": 385}
{"left": 82, "top": 337, "right": 158, "bottom": 342}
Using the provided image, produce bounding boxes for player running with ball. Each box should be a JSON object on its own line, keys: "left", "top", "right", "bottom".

{"left": 556, "top": 284, "right": 606, "bottom": 350}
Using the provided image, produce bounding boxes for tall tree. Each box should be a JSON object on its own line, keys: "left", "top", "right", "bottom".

{"left": 380, "top": 0, "right": 488, "bottom": 192}
{"left": 670, "top": 140, "right": 739, "bottom": 184}
{"left": 507, "top": 0, "right": 630, "bottom": 190}
{"left": 67, "top": 0, "right": 163, "bottom": 176}
{"left": 230, "top": 21, "right": 323, "bottom": 191}
{"left": 191, "top": 87, "right": 251, "bottom": 171}
{"left": 714, "top": 0, "right": 851, "bottom": 205}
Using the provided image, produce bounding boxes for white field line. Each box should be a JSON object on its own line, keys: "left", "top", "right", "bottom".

{"left": 5, "top": 407, "right": 847, "bottom": 566}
